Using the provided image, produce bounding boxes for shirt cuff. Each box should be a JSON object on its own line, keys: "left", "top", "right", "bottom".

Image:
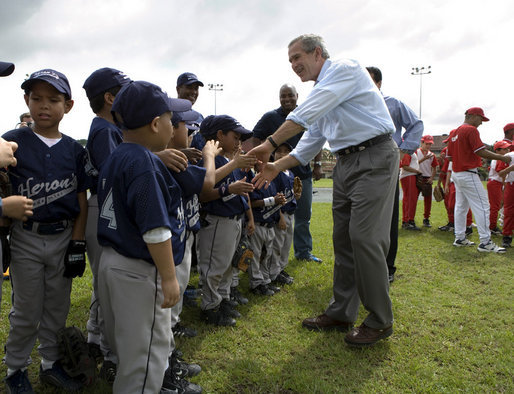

{"left": 286, "top": 112, "right": 309, "bottom": 129}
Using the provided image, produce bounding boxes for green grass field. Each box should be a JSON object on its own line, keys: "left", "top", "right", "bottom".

{"left": 1, "top": 199, "right": 512, "bottom": 393}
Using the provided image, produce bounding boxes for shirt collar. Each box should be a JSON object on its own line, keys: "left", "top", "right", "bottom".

{"left": 315, "top": 59, "right": 331, "bottom": 85}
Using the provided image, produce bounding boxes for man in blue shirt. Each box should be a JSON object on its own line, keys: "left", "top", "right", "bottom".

{"left": 367, "top": 67, "right": 423, "bottom": 283}
{"left": 250, "top": 34, "right": 398, "bottom": 347}
{"left": 251, "top": 84, "right": 323, "bottom": 263}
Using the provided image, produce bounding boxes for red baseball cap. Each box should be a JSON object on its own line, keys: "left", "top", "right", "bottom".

{"left": 465, "top": 107, "right": 489, "bottom": 121}
{"left": 493, "top": 140, "right": 511, "bottom": 150}
{"left": 421, "top": 135, "right": 434, "bottom": 143}
{"left": 504, "top": 123, "right": 514, "bottom": 133}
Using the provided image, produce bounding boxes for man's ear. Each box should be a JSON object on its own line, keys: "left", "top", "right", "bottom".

{"left": 64, "top": 99, "right": 74, "bottom": 114}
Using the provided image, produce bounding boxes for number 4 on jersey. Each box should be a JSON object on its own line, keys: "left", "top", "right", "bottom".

{"left": 100, "top": 189, "right": 117, "bottom": 230}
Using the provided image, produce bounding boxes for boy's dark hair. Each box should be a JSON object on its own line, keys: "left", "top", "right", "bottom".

{"left": 204, "top": 129, "right": 230, "bottom": 141}
{"left": 23, "top": 86, "right": 71, "bottom": 101}
{"left": 89, "top": 86, "right": 122, "bottom": 114}
{"left": 366, "top": 66, "right": 382, "bottom": 84}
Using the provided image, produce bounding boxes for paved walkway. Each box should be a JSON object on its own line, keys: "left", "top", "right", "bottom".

{"left": 313, "top": 187, "right": 427, "bottom": 203}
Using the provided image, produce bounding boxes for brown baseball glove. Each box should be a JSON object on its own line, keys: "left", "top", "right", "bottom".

{"left": 433, "top": 184, "right": 445, "bottom": 202}
{"left": 58, "top": 326, "right": 97, "bottom": 386}
{"left": 231, "top": 234, "right": 253, "bottom": 272}
{"left": 293, "top": 176, "right": 302, "bottom": 199}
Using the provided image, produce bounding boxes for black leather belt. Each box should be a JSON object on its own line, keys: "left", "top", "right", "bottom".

{"left": 337, "top": 134, "right": 392, "bottom": 157}
{"left": 23, "top": 220, "right": 70, "bottom": 235}
{"left": 256, "top": 222, "right": 274, "bottom": 228}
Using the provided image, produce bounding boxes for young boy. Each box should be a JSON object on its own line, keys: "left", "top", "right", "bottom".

{"left": 82, "top": 67, "right": 131, "bottom": 379}
{"left": 3, "top": 69, "right": 89, "bottom": 392}
{"left": 498, "top": 144, "right": 514, "bottom": 248}
{"left": 96, "top": 80, "right": 191, "bottom": 393}
{"left": 270, "top": 142, "right": 301, "bottom": 285}
{"left": 197, "top": 115, "right": 255, "bottom": 326}
{"left": 400, "top": 150, "right": 422, "bottom": 230}
{"left": 247, "top": 165, "right": 286, "bottom": 295}
{"left": 487, "top": 140, "right": 510, "bottom": 235}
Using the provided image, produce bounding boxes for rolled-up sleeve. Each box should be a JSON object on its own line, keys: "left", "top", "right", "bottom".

{"left": 290, "top": 122, "right": 326, "bottom": 166}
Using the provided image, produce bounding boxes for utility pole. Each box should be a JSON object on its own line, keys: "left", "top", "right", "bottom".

{"left": 208, "top": 83, "right": 223, "bottom": 115}
{"left": 410, "top": 66, "right": 431, "bottom": 118}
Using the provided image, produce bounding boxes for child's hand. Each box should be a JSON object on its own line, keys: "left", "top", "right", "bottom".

{"left": 274, "top": 192, "right": 286, "bottom": 205}
{"left": 233, "top": 148, "right": 257, "bottom": 170}
{"left": 0, "top": 138, "right": 17, "bottom": 168}
{"left": 202, "top": 140, "right": 222, "bottom": 159}
{"left": 229, "top": 177, "right": 254, "bottom": 195}
{"left": 161, "top": 277, "right": 180, "bottom": 308}
{"left": 278, "top": 216, "right": 287, "bottom": 231}
{"left": 155, "top": 149, "right": 188, "bottom": 172}
{"left": 2, "top": 196, "right": 33, "bottom": 221}
{"left": 181, "top": 147, "right": 203, "bottom": 164}
{"left": 246, "top": 219, "right": 255, "bottom": 236}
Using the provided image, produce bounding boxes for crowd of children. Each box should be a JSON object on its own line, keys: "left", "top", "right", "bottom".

{"left": 0, "top": 60, "right": 513, "bottom": 393}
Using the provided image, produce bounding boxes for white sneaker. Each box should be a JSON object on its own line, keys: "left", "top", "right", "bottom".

{"left": 477, "top": 241, "right": 506, "bottom": 253}
{"left": 453, "top": 238, "right": 475, "bottom": 247}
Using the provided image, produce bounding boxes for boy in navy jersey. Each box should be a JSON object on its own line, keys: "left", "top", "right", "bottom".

{"left": 197, "top": 115, "right": 255, "bottom": 326}
{"left": 96, "top": 81, "right": 191, "bottom": 393}
{"left": 3, "top": 69, "right": 89, "bottom": 392}
{"left": 82, "top": 67, "right": 131, "bottom": 380}
{"left": 270, "top": 142, "right": 301, "bottom": 285}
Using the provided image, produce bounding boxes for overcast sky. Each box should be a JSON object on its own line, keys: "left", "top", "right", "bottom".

{"left": 0, "top": 0, "right": 512, "bottom": 145}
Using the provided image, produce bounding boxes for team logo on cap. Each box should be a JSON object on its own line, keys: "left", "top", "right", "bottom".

{"left": 30, "top": 70, "right": 61, "bottom": 80}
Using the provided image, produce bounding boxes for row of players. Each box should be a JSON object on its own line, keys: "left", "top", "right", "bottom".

{"left": 0, "top": 64, "right": 305, "bottom": 394}
{"left": 399, "top": 122, "right": 514, "bottom": 250}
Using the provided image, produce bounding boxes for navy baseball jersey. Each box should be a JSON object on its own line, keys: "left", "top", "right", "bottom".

{"left": 248, "top": 170, "right": 280, "bottom": 224}
{"left": 273, "top": 170, "right": 297, "bottom": 214}
{"left": 85, "top": 116, "right": 123, "bottom": 194}
{"left": 97, "top": 143, "right": 186, "bottom": 266}
{"left": 171, "top": 164, "right": 206, "bottom": 232}
{"left": 2, "top": 127, "right": 90, "bottom": 221}
{"left": 199, "top": 155, "right": 249, "bottom": 217}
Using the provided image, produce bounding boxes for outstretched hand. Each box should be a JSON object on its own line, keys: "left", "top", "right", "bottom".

{"left": 252, "top": 162, "right": 280, "bottom": 190}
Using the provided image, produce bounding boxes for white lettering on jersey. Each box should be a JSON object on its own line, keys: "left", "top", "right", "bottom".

{"left": 19, "top": 175, "right": 78, "bottom": 208}
{"left": 100, "top": 189, "right": 117, "bottom": 229}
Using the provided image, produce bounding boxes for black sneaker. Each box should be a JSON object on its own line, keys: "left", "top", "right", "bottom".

{"left": 39, "top": 361, "right": 82, "bottom": 391}
{"left": 220, "top": 300, "right": 241, "bottom": 319}
{"left": 172, "top": 323, "right": 197, "bottom": 338}
{"left": 273, "top": 271, "right": 293, "bottom": 285}
{"left": 490, "top": 227, "right": 502, "bottom": 236}
{"left": 388, "top": 273, "right": 394, "bottom": 283}
{"left": 502, "top": 236, "right": 512, "bottom": 248}
{"left": 230, "top": 287, "right": 248, "bottom": 305}
{"left": 406, "top": 221, "right": 421, "bottom": 231}
{"left": 99, "top": 360, "right": 117, "bottom": 385}
{"left": 438, "top": 222, "right": 454, "bottom": 232}
{"left": 162, "top": 365, "right": 203, "bottom": 394}
{"left": 466, "top": 226, "right": 473, "bottom": 235}
{"left": 401, "top": 221, "right": 409, "bottom": 229}
{"left": 250, "top": 284, "right": 274, "bottom": 296}
{"left": 423, "top": 218, "right": 431, "bottom": 227}
{"left": 266, "top": 284, "right": 281, "bottom": 293}
{"left": 170, "top": 350, "right": 201, "bottom": 378}
{"left": 87, "top": 342, "right": 104, "bottom": 364}
{"left": 202, "top": 307, "right": 236, "bottom": 326}
{"left": 5, "top": 369, "right": 34, "bottom": 394}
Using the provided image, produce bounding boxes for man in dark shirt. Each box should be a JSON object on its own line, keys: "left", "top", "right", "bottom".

{"left": 251, "top": 84, "right": 322, "bottom": 262}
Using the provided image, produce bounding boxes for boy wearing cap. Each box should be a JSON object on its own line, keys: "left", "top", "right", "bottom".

{"left": 270, "top": 142, "right": 301, "bottom": 286}
{"left": 503, "top": 123, "right": 514, "bottom": 152}
{"left": 96, "top": 81, "right": 191, "bottom": 393}
{"left": 447, "top": 107, "right": 511, "bottom": 252}
{"left": 197, "top": 115, "right": 256, "bottom": 326}
{"left": 498, "top": 144, "right": 514, "bottom": 248}
{"left": 415, "top": 135, "right": 438, "bottom": 227}
{"left": 3, "top": 69, "right": 89, "bottom": 392}
{"left": 487, "top": 141, "right": 511, "bottom": 235}
{"left": 82, "top": 67, "right": 131, "bottom": 378}
{"left": 400, "top": 151, "right": 422, "bottom": 230}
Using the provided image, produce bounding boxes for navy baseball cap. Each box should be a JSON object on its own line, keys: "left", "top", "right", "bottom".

{"left": 200, "top": 115, "right": 252, "bottom": 141}
{"left": 83, "top": 67, "right": 131, "bottom": 100}
{"left": 277, "top": 141, "right": 293, "bottom": 152}
{"left": 0, "top": 62, "right": 14, "bottom": 77}
{"left": 112, "top": 81, "right": 191, "bottom": 129}
{"left": 171, "top": 109, "right": 201, "bottom": 127}
{"left": 177, "top": 72, "right": 204, "bottom": 87}
{"left": 21, "top": 69, "right": 72, "bottom": 98}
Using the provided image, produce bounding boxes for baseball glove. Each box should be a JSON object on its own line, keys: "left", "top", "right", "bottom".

{"left": 293, "top": 176, "right": 302, "bottom": 199}
{"left": 433, "top": 184, "right": 445, "bottom": 202}
{"left": 58, "top": 326, "right": 97, "bottom": 386}
{"left": 231, "top": 234, "right": 254, "bottom": 272}
{"left": 415, "top": 175, "right": 432, "bottom": 197}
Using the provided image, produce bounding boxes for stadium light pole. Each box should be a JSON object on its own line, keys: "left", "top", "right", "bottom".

{"left": 208, "top": 83, "right": 223, "bottom": 115}
{"left": 411, "top": 66, "right": 431, "bottom": 118}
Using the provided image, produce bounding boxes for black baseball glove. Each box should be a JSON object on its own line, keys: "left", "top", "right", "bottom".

{"left": 63, "top": 240, "right": 87, "bottom": 278}
{"left": 58, "top": 326, "right": 97, "bottom": 386}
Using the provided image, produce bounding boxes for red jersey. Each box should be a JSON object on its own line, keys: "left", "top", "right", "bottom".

{"left": 503, "top": 138, "right": 514, "bottom": 152}
{"left": 446, "top": 124, "right": 485, "bottom": 172}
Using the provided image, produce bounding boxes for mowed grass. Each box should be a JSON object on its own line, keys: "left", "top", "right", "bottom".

{"left": 1, "top": 199, "right": 512, "bottom": 393}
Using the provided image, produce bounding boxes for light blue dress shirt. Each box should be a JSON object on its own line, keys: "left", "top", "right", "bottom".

{"left": 384, "top": 95, "right": 423, "bottom": 154}
{"left": 288, "top": 58, "right": 395, "bottom": 166}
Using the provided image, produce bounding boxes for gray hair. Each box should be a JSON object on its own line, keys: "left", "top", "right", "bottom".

{"left": 288, "top": 34, "right": 330, "bottom": 59}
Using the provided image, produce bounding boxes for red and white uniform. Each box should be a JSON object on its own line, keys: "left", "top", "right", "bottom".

{"left": 502, "top": 152, "right": 514, "bottom": 237}
{"left": 442, "top": 157, "right": 472, "bottom": 226}
{"left": 487, "top": 159, "right": 507, "bottom": 230}
{"left": 447, "top": 124, "right": 491, "bottom": 244}
{"left": 400, "top": 153, "right": 419, "bottom": 223}
{"left": 415, "top": 148, "right": 438, "bottom": 220}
